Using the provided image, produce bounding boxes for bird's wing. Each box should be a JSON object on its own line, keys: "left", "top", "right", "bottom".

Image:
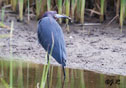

{"left": 37, "top": 17, "right": 66, "bottom": 65}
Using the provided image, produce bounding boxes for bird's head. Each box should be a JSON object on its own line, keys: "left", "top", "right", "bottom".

{"left": 42, "top": 11, "right": 71, "bottom": 20}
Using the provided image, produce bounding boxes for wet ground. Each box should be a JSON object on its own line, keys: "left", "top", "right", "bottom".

{"left": 0, "top": 13, "right": 126, "bottom": 76}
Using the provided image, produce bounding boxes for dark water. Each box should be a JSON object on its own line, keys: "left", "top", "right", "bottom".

{"left": 0, "top": 58, "right": 126, "bottom": 88}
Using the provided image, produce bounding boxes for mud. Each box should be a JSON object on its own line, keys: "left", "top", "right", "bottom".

{"left": 0, "top": 13, "right": 126, "bottom": 76}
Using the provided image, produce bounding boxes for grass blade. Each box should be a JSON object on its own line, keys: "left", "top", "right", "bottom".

{"left": 65, "top": 0, "right": 70, "bottom": 32}
{"left": 120, "top": 0, "right": 125, "bottom": 32}
{"left": 58, "top": 0, "right": 62, "bottom": 23}
{"left": 40, "top": 32, "right": 54, "bottom": 88}
{"left": 80, "top": 0, "right": 86, "bottom": 24}
{"left": 1, "top": 7, "right": 5, "bottom": 23}
{"left": 9, "top": 21, "right": 14, "bottom": 88}
{"left": 47, "top": 0, "right": 51, "bottom": 11}
{"left": 19, "top": 0, "right": 24, "bottom": 21}
{"left": 100, "top": 0, "right": 105, "bottom": 22}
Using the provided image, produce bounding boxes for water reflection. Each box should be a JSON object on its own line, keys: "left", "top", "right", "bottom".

{"left": 0, "top": 59, "right": 126, "bottom": 88}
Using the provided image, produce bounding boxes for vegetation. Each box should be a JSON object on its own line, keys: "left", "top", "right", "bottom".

{"left": 0, "top": 0, "right": 126, "bottom": 30}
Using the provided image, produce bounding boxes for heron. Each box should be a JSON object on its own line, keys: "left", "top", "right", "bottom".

{"left": 37, "top": 11, "right": 71, "bottom": 79}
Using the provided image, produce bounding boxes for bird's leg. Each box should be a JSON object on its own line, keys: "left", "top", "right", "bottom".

{"left": 47, "top": 53, "right": 50, "bottom": 88}
{"left": 47, "top": 53, "right": 49, "bottom": 64}
{"left": 47, "top": 53, "right": 50, "bottom": 76}
{"left": 61, "top": 66, "right": 66, "bottom": 88}
{"left": 62, "top": 66, "right": 66, "bottom": 81}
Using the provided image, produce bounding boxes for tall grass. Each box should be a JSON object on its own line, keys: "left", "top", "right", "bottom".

{"left": 1, "top": 0, "right": 126, "bottom": 29}
{"left": 80, "top": 0, "right": 86, "bottom": 24}
{"left": 120, "top": 0, "right": 126, "bottom": 32}
{"left": 9, "top": 21, "right": 14, "bottom": 88}
{"left": 58, "top": 0, "right": 62, "bottom": 23}
{"left": 19, "top": 0, "right": 24, "bottom": 21}
{"left": 47, "top": 0, "right": 51, "bottom": 11}
{"left": 36, "top": 0, "right": 42, "bottom": 19}
{"left": 27, "top": 0, "right": 30, "bottom": 22}
{"left": 1, "top": 7, "right": 5, "bottom": 23}
{"left": 40, "top": 33, "right": 54, "bottom": 88}
{"left": 65, "top": 0, "right": 70, "bottom": 32}
{"left": 100, "top": 0, "right": 105, "bottom": 22}
{"left": 12, "top": 0, "right": 17, "bottom": 11}
{"left": 71, "top": 0, "right": 76, "bottom": 20}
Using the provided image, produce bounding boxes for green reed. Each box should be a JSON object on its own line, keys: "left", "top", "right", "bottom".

{"left": 36, "top": 0, "right": 42, "bottom": 18}
{"left": 65, "top": 0, "right": 70, "bottom": 32}
{"left": 71, "top": 0, "right": 75, "bottom": 20}
{"left": 10, "top": 21, "right": 14, "bottom": 88}
{"left": 47, "top": 0, "right": 51, "bottom": 11}
{"left": 76, "top": 0, "right": 81, "bottom": 22}
{"left": 58, "top": 0, "right": 62, "bottom": 23}
{"left": 1, "top": 7, "right": 5, "bottom": 23}
{"left": 1, "top": 0, "right": 126, "bottom": 28}
{"left": 40, "top": 33, "right": 54, "bottom": 88}
{"left": 12, "top": 0, "right": 17, "bottom": 11}
{"left": 100, "top": 0, "right": 105, "bottom": 22}
{"left": 27, "top": 0, "right": 30, "bottom": 22}
{"left": 80, "top": 0, "right": 86, "bottom": 24}
{"left": 19, "top": 0, "right": 24, "bottom": 21}
{"left": 120, "top": 0, "right": 126, "bottom": 32}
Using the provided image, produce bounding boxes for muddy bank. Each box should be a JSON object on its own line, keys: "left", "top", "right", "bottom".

{"left": 0, "top": 14, "right": 126, "bottom": 76}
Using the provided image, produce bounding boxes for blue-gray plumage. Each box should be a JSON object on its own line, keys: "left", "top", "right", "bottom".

{"left": 37, "top": 11, "right": 71, "bottom": 79}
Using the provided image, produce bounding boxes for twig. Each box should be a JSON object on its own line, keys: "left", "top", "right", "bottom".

{"left": 2, "top": 4, "right": 11, "bottom": 9}
{"left": 78, "top": 23, "right": 101, "bottom": 26}
{"left": 107, "top": 15, "right": 119, "bottom": 26}
{"left": 85, "top": 9, "right": 101, "bottom": 15}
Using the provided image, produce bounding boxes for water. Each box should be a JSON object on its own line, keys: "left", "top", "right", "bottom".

{"left": 0, "top": 58, "right": 126, "bottom": 88}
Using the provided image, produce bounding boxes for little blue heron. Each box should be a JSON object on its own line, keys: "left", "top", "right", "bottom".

{"left": 37, "top": 11, "right": 71, "bottom": 79}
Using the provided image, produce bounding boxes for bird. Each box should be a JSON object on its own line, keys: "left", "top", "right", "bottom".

{"left": 37, "top": 11, "right": 71, "bottom": 79}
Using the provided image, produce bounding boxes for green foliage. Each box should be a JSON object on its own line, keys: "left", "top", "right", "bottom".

{"left": 100, "top": 0, "right": 105, "bottom": 22}
{"left": 40, "top": 33, "right": 54, "bottom": 88}
{"left": 58, "top": 0, "right": 62, "bottom": 23}
{"left": 36, "top": 0, "right": 43, "bottom": 18}
{"left": 9, "top": 21, "right": 14, "bottom": 88}
{"left": 19, "top": 0, "right": 24, "bottom": 21}
{"left": 80, "top": 0, "right": 86, "bottom": 24}
{"left": 120, "top": 0, "right": 126, "bottom": 32}
{"left": 47, "top": 0, "right": 51, "bottom": 11}
{"left": 1, "top": 7, "right": 5, "bottom": 23}
{"left": 0, "top": 0, "right": 125, "bottom": 29}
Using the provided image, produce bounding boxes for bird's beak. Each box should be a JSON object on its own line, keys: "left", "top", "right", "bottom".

{"left": 54, "top": 14, "right": 71, "bottom": 20}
